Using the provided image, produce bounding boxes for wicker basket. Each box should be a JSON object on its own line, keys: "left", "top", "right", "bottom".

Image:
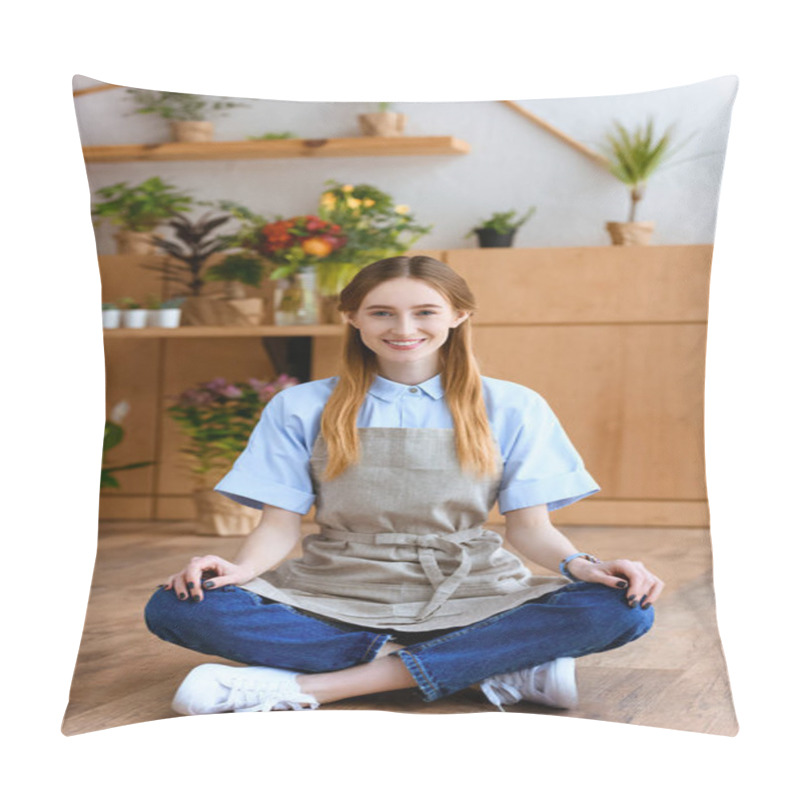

{"left": 192, "top": 489, "right": 261, "bottom": 536}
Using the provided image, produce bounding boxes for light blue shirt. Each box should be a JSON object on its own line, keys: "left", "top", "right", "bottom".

{"left": 215, "top": 373, "right": 600, "bottom": 516}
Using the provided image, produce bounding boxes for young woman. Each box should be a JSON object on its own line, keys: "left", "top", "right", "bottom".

{"left": 145, "top": 255, "right": 663, "bottom": 715}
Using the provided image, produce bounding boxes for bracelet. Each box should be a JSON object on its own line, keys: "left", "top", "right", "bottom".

{"left": 559, "top": 552, "right": 600, "bottom": 581}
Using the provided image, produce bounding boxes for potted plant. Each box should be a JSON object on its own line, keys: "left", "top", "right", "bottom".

{"left": 466, "top": 207, "right": 536, "bottom": 248}
{"left": 101, "top": 401, "right": 153, "bottom": 490}
{"left": 358, "top": 102, "right": 406, "bottom": 137}
{"left": 220, "top": 201, "right": 348, "bottom": 326}
{"left": 119, "top": 297, "right": 148, "bottom": 328}
{"left": 204, "top": 252, "right": 268, "bottom": 325}
{"left": 147, "top": 211, "right": 265, "bottom": 326}
{"left": 144, "top": 294, "right": 185, "bottom": 328}
{"left": 601, "top": 118, "right": 676, "bottom": 245}
{"left": 166, "top": 375, "right": 298, "bottom": 534}
{"left": 126, "top": 88, "right": 249, "bottom": 142}
{"left": 92, "top": 177, "right": 194, "bottom": 255}
{"left": 314, "top": 181, "right": 432, "bottom": 320}
{"left": 102, "top": 301, "right": 121, "bottom": 329}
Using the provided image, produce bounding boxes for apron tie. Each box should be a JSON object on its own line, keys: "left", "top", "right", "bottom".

{"left": 320, "top": 529, "right": 480, "bottom": 620}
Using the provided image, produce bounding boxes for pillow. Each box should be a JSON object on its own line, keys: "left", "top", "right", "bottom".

{"left": 64, "top": 74, "right": 738, "bottom": 737}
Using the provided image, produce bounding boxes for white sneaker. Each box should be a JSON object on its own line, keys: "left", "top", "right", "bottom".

{"left": 480, "top": 657, "right": 578, "bottom": 711}
{"left": 172, "top": 664, "right": 320, "bottom": 715}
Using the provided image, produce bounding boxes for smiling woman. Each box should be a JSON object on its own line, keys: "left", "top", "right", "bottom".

{"left": 345, "top": 277, "right": 469, "bottom": 383}
{"left": 144, "top": 254, "right": 662, "bottom": 716}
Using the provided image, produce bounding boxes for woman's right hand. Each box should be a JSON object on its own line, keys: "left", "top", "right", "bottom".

{"left": 164, "top": 555, "right": 256, "bottom": 602}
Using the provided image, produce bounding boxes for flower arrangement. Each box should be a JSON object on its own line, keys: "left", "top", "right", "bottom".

{"left": 314, "top": 181, "right": 431, "bottom": 295}
{"left": 219, "top": 202, "right": 347, "bottom": 280}
{"left": 166, "top": 375, "right": 298, "bottom": 486}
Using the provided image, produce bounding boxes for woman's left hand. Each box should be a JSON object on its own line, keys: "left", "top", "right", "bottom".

{"left": 566, "top": 557, "right": 664, "bottom": 609}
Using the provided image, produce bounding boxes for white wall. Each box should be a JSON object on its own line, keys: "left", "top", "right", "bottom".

{"left": 73, "top": 75, "right": 737, "bottom": 252}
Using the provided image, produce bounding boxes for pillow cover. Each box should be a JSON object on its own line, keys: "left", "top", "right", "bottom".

{"left": 64, "top": 74, "right": 738, "bottom": 737}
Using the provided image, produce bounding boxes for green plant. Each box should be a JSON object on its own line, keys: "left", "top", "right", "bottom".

{"left": 92, "top": 177, "right": 194, "bottom": 232}
{"left": 466, "top": 207, "right": 536, "bottom": 237}
{"left": 246, "top": 132, "right": 296, "bottom": 140}
{"left": 144, "top": 294, "right": 161, "bottom": 310}
{"left": 377, "top": 102, "right": 393, "bottom": 112}
{"left": 126, "top": 89, "right": 249, "bottom": 122}
{"left": 601, "top": 118, "right": 676, "bottom": 222}
{"left": 167, "top": 375, "right": 298, "bottom": 486}
{"left": 161, "top": 297, "right": 185, "bottom": 309}
{"left": 205, "top": 252, "right": 267, "bottom": 294}
{"left": 102, "top": 302, "right": 118, "bottom": 311}
{"left": 101, "top": 402, "right": 153, "bottom": 490}
{"left": 315, "top": 181, "right": 431, "bottom": 295}
{"left": 148, "top": 212, "right": 233, "bottom": 296}
{"left": 218, "top": 202, "right": 346, "bottom": 280}
{"left": 118, "top": 297, "right": 141, "bottom": 309}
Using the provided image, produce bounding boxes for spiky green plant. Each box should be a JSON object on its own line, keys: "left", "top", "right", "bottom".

{"left": 603, "top": 119, "right": 675, "bottom": 222}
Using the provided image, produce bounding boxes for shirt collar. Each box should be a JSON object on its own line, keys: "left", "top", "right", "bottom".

{"left": 368, "top": 373, "right": 445, "bottom": 402}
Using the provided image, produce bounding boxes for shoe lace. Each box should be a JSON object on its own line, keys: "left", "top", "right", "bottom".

{"left": 226, "top": 678, "right": 317, "bottom": 713}
{"left": 480, "top": 678, "right": 523, "bottom": 712}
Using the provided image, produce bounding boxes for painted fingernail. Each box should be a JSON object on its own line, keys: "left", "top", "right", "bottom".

{"left": 641, "top": 602, "right": 651, "bottom": 610}
{"left": 187, "top": 582, "right": 194, "bottom": 590}
{"left": 616, "top": 581, "right": 628, "bottom": 588}
{"left": 179, "top": 593, "right": 187, "bottom": 600}
{"left": 191, "top": 595, "right": 201, "bottom": 603}
{"left": 203, "top": 580, "right": 215, "bottom": 589}
{"left": 627, "top": 596, "right": 638, "bottom": 608}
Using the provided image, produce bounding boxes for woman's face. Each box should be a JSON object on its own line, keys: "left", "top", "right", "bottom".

{"left": 347, "top": 277, "right": 469, "bottom": 378}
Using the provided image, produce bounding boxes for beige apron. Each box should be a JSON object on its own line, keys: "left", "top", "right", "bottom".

{"left": 241, "top": 427, "right": 568, "bottom": 632}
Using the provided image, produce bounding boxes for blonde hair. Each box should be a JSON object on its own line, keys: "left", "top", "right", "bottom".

{"left": 319, "top": 255, "right": 499, "bottom": 480}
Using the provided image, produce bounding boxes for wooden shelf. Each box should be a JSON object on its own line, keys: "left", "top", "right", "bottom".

{"left": 83, "top": 136, "right": 471, "bottom": 164}
{"left": 102, "top": 324, "right": 346, "bottom": 338}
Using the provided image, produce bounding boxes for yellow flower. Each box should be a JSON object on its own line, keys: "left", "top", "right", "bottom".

{"left": 363, "top": 198, "right": 375, "bottom": 207}
{"left": 341, "top": 184, "right": 354, "bottom": 192}
{"left": 320, "top": 192, "right": 336, "bottom": 209}
{"left": 346, "top": 197, "right": 362, "bottom": 209}
{"left": 395, "top": 204, "right": 410, "bottom": 214}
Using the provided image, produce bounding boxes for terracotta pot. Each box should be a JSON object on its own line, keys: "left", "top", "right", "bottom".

{"left": 193, "top": 489, "right": 261, "bottom": 536}
{"left": 113, "top": 229, "right": 156, "bottom": 255}
{"left": 605, "top": 221, "right": 655, "bottom": 246}
{"left": 171, "top": 121, "right": 214, "bottom": 142}
{"left": 358, "top": 112, "right": 406, "bottom": 137}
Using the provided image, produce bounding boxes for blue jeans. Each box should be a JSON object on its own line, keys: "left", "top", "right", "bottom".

{"left": 144, "top": 582, "right": 653, "bottom": 702}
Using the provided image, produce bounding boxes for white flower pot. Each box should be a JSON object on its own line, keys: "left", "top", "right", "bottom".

{"left": 102, "top": 309, "right": 121, "bottom": 329}
{"left": 122, "top": 309, "right": 149, "bottom": 328}
{"left": 150, "top": 308, "right": 182, "bottom": 328}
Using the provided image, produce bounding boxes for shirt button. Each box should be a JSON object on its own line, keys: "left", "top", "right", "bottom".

{"left": 409, "top": 387, "right": 418, "bottom": 393}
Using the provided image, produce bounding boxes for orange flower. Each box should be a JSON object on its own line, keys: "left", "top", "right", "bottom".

{"left": 301, "top": 237, "right": 334, "bottom": 257}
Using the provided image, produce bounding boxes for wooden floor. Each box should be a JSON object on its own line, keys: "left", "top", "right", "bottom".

{"left": 61, "top": 521, "right": 738, "bottom": 736}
